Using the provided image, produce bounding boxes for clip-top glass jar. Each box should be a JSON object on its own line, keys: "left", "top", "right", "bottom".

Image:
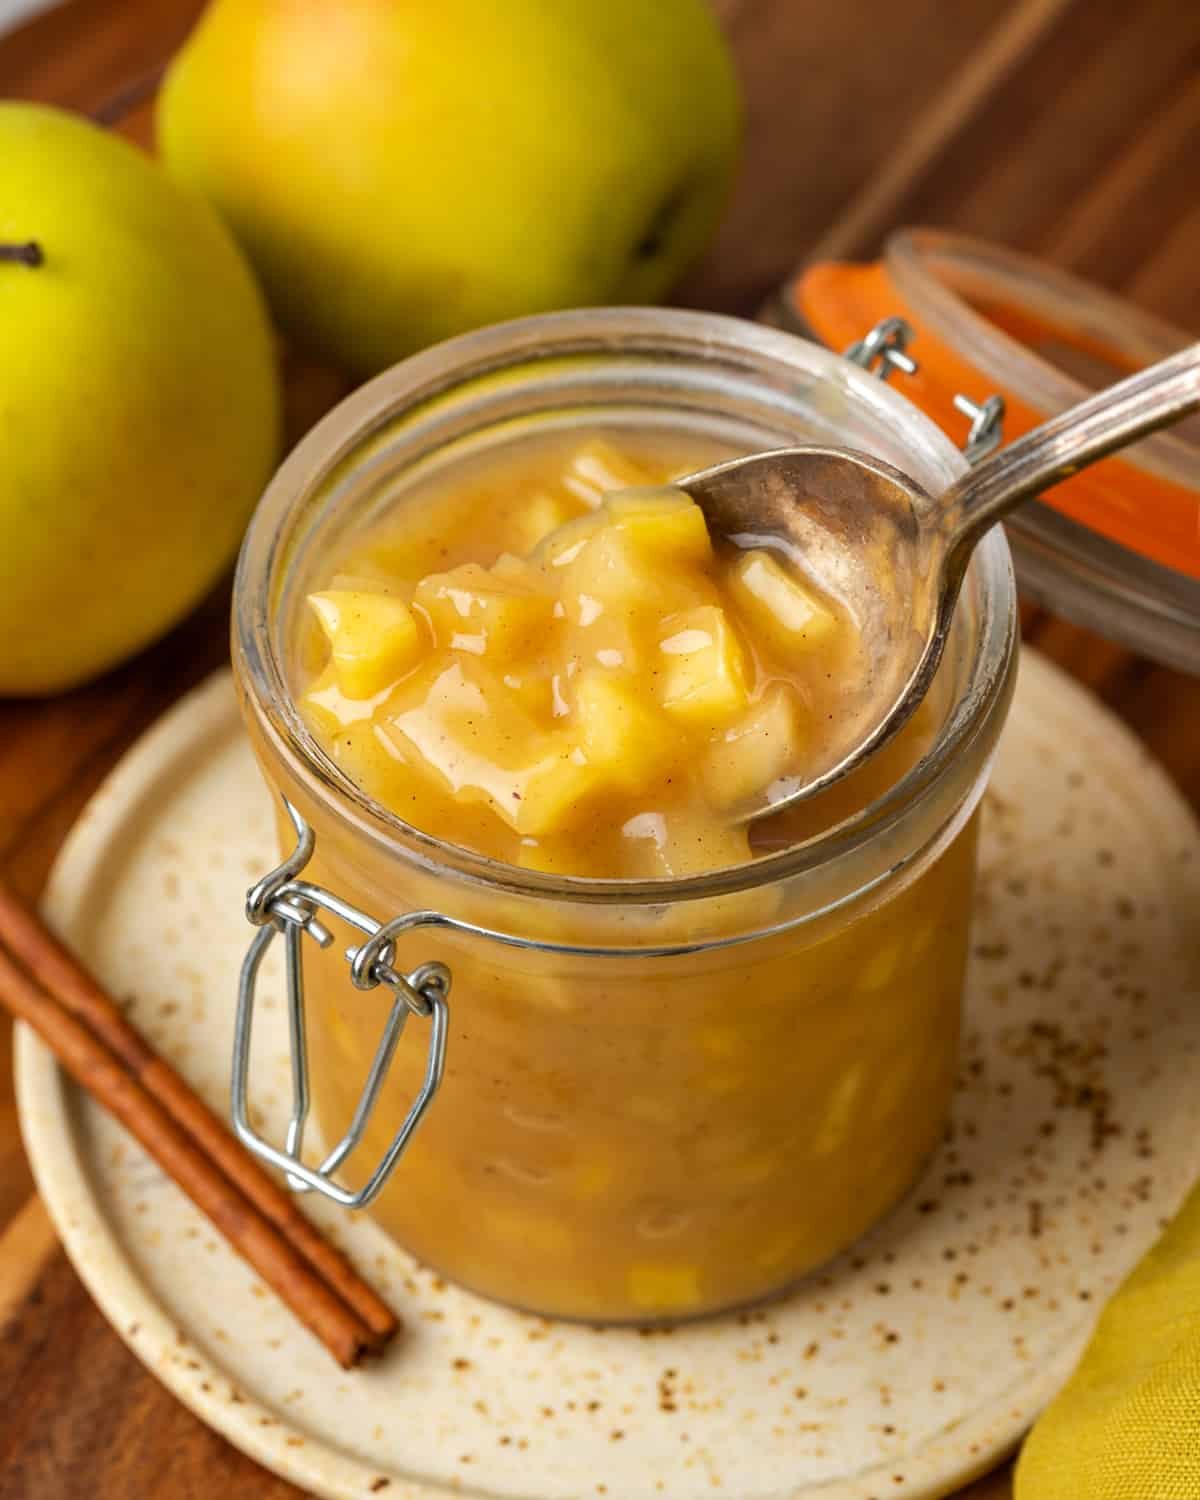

{"left": 232, "top": 308, "right": 1017, "bottom": 1323}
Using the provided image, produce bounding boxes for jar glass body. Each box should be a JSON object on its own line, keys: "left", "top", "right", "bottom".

{"left": 234, "top": 308, "right": 1017, "bottom": 1323}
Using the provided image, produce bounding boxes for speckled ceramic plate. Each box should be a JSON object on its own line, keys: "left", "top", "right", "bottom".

{"left": 16, "top": 651, "right": 1200, "bottom": 1500}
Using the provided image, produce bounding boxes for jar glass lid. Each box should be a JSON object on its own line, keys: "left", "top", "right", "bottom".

{"left": 777, "top": 228, "right": 1200, "bottom": 674}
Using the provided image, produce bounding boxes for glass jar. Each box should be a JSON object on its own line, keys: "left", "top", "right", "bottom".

{"left": 232, "top": 307, "right": 1017, "bottom": 1323}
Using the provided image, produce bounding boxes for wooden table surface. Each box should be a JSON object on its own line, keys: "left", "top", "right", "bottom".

{"left": 1, "top": 2, "right": 1197, "bottom": 1496}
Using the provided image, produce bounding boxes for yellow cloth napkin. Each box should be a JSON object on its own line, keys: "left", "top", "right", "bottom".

{"left": 1016, "top": 1177, "right": 1200, "bottom": 1499}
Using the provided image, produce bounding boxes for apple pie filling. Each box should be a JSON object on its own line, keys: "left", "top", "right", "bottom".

{"left": 298, "top": 435, "right": 863, "bottom": 877}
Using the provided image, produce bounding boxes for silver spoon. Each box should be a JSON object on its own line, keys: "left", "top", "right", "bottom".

{"left": 679, "top": 342, "right": 1200, "bottom": 821}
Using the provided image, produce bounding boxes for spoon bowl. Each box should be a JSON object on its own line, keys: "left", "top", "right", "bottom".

{"left": 679, "top": 342, "right": 1200, "bottom": 821}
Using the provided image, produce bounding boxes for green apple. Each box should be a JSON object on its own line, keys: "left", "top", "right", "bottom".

{"left": 157, "top": 0, "right": 740, "bottom": 376}
{"left": 0, "top": 105, "right": 280, "bottom": 696}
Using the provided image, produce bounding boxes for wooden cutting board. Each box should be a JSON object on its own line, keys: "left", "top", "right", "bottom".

{"left": 1, "top": 0, "right": 1198, "bottom": 1495}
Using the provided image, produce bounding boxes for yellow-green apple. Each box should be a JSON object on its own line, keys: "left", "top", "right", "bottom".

{"left": 157, "top": 0, "right": 741, "bottom": 375}
{"left": 0, "top": 104, "right": 280, "bottom": 695}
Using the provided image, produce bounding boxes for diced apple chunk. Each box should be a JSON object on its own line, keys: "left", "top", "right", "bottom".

{"left": 300, "top": 663, "right": 387, "bottom": 738}
{"left": 512, "top": 491, "right": 584, "bottom": 550}
{"left": 385, "top": 665, "right": 597, "bottom": 836}
{"left": 515, "top": 743, "right": 602, "bottom": 836}
{"left": 517, "top": 835, "right": 580, "bottom": 876}
{"left": 307, "top": 590, "right": 421, "bottom": 699}
{"left": 414, "top": 562, "right": 552, "bottom": 659}
{"left": 386, "top": 659, "right": 540, "bottom": 817}
{"left": 298, "top": 667, "right": 344, "bottom": 739}
{"left": 727, "top": 549, "right": 839, "bottom": 654}
{"left": 573, "top": 1153, "right": 615, "bottom": 1199}
{"left": 698, "top": 683, "right": 803, "bottom": 808}
{"left": 561, "top": 438, "right": 659, "bottom": 507}
{"left": 501, "top": 665, "right": 553, "bottom": 721}
{"left": 620, "top": 807, "right": 752, "bottom": 878}
{"left": 574, "top": 671, "right": 680, "bottom": 791}
{"left": 486, "top": 1209, "right": 573, "bottom": 1256}
{"left": 516, "top": 830, "right": 610, "bottom": 881}
{"left": 577, "top": 615, "right": 644, "bottom": 674}
{"left": 490, "top": 551, "right": 546, "bottom": 588}
{"left": 561, "top": 527, "right": 657, "bottom": 614}
{"left": 811, "top": 1064, "right": 865, "bottom": 1157}
{"left": 536, "top": 511, "right": 602, "bottom": 568}
{"left": 627, "top": 1262, "right": 703, "bottom": 1312}
{"left": 657, "top": 605, "right": 749, "bottom": 727}
{"left": 330, "top": 718, "right": 410, "bottom": 793}
{"left": 604, "top": 487, "right": 711, "bottom": 567}
{"left": 326, "top": 568, "right": 400, "bottom": 593}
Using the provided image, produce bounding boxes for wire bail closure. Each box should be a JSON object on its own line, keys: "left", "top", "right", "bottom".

{"left": 952, "top": 392, "right": 1006, "bottom": 464}
{"left": 844, "top": 317, "right": 1006, "bottom": 464}
{"left": 233, "top": 798, "right": 450, "bottom": 1208}
{"left": 844, "top": 315, "right": 919, "bottom": 383}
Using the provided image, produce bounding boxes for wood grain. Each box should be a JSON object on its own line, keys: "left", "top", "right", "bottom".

{"left": 804, "top": 0, "right": 1078, "bottom": 265}
{"left": 1, "top": 1, "right": 1197, "bottom": 1496}
{"left": 0, "top": 1197, "right": 56, "bottom": 1329}
{"left": 681, "top": 0, "right": 1015, "bottom": 310}
{"left": 0, "top": 0, "right": 202, "bottom": 110}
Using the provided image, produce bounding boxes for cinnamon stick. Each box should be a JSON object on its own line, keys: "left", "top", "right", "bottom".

{"left": 0, "top": 883, "right": 396, "bottom": 1345}
{"left": 0, "top": 888, "right": 400, "bottom": 1368}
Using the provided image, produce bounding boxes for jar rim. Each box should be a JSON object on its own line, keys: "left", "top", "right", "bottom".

{"left": 233, "top": 306, "right": 1017, "bottom": 911}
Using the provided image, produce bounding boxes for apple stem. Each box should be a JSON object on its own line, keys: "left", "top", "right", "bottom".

{"left": 0, "top": 240, "right": 44, "bottom": 268}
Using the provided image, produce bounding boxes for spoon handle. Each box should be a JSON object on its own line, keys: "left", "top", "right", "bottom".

{"left": 943, "top": 341, "right": 1200, "bottom": 569}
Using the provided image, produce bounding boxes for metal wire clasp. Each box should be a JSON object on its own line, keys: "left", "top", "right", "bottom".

{"left": 953, "top": 392, "right": 1006, "bottom": 464}
{"left": 233, "top": 798, "right": 451, "bottom": 1209}
{"left": 844, "top": 318, "right": 1006, "bottom": 463}
{"left": 844, "top": 316, "right": 918, "bottom": 383}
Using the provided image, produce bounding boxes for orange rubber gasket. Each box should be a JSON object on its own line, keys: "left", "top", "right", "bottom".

{"left": 793, "top": 262, "right": 1200, "bottom": 581}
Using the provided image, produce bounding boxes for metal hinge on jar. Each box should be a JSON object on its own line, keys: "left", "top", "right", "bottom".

{"left": 234, "top": 798, "right": 451, "bottom": 1208}
{"left": 844, "top": 317, "right": 1006, "bottom": 463}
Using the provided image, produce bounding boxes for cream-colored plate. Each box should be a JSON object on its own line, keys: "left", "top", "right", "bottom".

{"left": 16, "top": 651, "right": 1200, "bottom": 1500}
